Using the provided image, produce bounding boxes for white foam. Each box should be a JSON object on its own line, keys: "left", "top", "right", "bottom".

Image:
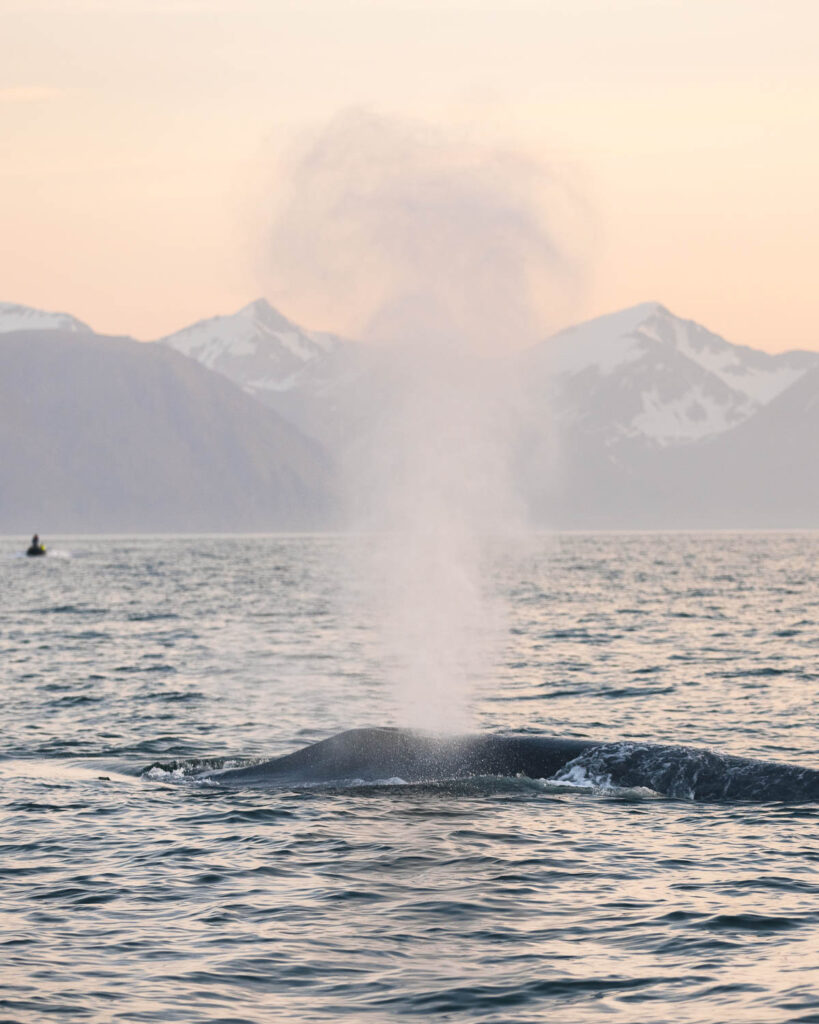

{"left": 549, "top": 763, "right": 612, "bottom": 790}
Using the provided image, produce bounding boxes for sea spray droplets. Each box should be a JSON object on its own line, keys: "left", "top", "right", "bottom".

{"left": 268, "top": 111, "right": 576, "bottom": 728}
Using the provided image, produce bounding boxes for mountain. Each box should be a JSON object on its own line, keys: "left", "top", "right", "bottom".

{"left": 5, "top": 296, "right": 819, "bottom": 530}
{"left": 521, "top": 303, "right": 819, "bottom": 527}
{"left": 160, "top": 299, "right": 366, "bottom": 443}
{"left": 0, "top": 328, "right": 334, "bottom": 533}
{"left": 527, "top": 302, "right": 817, "bottom": 446}
{"left": 0, "top": 301, "right": 92, "bottom": 335}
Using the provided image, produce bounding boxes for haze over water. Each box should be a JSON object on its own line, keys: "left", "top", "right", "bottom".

{"left": 3, "top": 533, "right": 818, "bottom": 1023}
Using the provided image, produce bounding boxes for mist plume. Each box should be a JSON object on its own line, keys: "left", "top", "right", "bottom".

{"left": 268, "top": 109, "right": 575, "bottom": 728}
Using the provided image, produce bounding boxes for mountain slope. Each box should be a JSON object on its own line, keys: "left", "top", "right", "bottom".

{"left": 0, "top": 301, "right": 92, "bottom": 335}
{"left": 160, "top": 299, "right": 365, "bottom": 442}
{"left": 0, "top": 329, "right": 334, "bottom": 533}
{"left": 524, "top": 362, "right": 819, "bottom": 530}
{"left": 657, "top": 365, "right": 819, "bottom": 527}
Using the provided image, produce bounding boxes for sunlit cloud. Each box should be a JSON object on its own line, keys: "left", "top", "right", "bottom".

{"left": 0, "top": 86, "right": 62, "bottom": 104}
{"left": 1, "top": 0, "right": 272, "bottom": 10}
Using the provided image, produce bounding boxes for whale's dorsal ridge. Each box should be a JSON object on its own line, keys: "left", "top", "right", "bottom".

{"left": 208, "top": 728, "right": 819, "bottom": 802}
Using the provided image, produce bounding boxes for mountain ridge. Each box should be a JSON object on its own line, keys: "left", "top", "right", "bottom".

{"left": 4, "top": 297, "right": 819, "bottom": 529}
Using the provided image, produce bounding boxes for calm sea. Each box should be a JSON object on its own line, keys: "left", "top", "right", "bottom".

{"left": 2, "top": 533, "right": 818, "bottom": 1023}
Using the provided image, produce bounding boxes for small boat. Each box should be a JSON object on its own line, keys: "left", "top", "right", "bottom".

{"left": 26, "top": 535, "right": 46, "bottom": 557}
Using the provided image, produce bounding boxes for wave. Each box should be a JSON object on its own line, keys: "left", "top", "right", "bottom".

{"left": 553, "top": 742, "right": 819, "bottom": 802}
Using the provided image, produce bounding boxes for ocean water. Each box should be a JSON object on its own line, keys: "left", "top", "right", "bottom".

{"left": 2, "top": 532, "right": 818, "bottom": 1024}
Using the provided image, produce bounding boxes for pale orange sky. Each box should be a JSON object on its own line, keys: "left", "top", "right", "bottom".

{"left": 1, "top": 0, "right": 817, "bottom": 351}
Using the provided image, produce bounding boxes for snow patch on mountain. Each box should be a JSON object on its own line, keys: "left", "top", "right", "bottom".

{"left": 630, "top": 385, "right": 742, "bottom": 444}
{"left": 0, "top": 302, "right": 91, "bottom": 335}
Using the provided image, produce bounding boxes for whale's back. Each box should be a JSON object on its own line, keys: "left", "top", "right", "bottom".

{"left": 210, "top": 728, "right": 819, "bottom": 802}
{"left": 213, "top": 728, "right": 597, "bottom": 786}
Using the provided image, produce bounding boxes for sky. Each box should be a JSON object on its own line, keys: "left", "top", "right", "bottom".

{"left": 1, "top": 0, "right": 817, "bottom": 352}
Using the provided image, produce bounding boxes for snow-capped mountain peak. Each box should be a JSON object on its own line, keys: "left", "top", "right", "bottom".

{"left": 634, "top": 307, "right": 812, "bottom": 405}
{"left": 238, "top": 297, "right": 287, "bottom": 324}
{"left": 162, "top": 299, "right": 324, "bottom": 384}
{"left": 537, "top": 302, "right": 666, "bottom": 375}
{"left": 162, "top": 298, "right": 315, "bottom": 366}
{"left": 234, "top": 298, "right": 337, "bottom": 356}
{"left": 531, "top": 302, "right": 819, "bottom": 447}
{"left": 540, "top": 301, "right": 810, "bottom": 401}
{"left": 159, "top": 299, "right": 360, "bottom": 411}
{"left": 0, "top": 301, "right": 92, "bottom": 335}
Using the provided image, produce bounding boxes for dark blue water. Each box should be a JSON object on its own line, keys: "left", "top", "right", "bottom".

{"left": 2, "top": 534, "right": 818, "bottom": 1023}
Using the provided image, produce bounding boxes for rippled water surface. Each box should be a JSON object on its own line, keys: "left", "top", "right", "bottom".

{"left": 2, "top": 533, "right": 818, "bottom": 1023}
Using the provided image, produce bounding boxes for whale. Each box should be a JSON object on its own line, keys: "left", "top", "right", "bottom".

{"left": 210, "top": 727, "right": 819, "bottom": 803}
